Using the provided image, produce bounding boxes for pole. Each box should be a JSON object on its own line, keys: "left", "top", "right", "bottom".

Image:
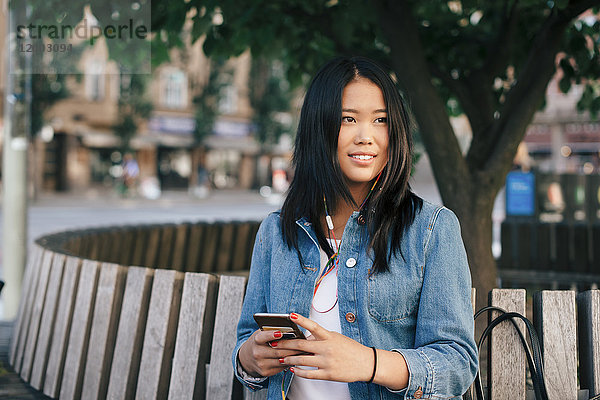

{"left": 2, "top": 0, "right": 29, "bottom": 321}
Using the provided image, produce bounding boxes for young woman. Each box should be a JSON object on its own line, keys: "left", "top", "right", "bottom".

{"left": 233, "top": 56, "right": 478, "bottom": 399}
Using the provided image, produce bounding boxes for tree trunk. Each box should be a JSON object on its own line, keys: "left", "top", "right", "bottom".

{"left": 452, "top": 196, "right": 497, "bottom": 314}
{"left": 443, "top": 182, "right": 497, "bottom": 343}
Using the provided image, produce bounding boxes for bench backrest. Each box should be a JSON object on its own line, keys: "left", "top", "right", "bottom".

{"left": 9, "top": 244, "right": 600, "bottom": 399}
{"left": 10, "top": 245, "right": 248, "bottom": 399}
{"left": 57, "top": 221, "right": 261, "bottom": 274}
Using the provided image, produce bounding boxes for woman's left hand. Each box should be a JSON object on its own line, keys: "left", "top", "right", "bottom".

{"left": 276, "top": 313, "right": 374, "bottom": 383}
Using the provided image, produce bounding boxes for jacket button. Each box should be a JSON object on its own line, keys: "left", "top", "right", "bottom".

{"left": 414, "top": 387, "right": 423, "bottom": 398}
{"left": 357, "top": 215, "right": 366, "bottom": 225}
{"left": 346, "top": 258, "right": 356, "bottom": 268}
{"left": 345, "top": 312, "right": 356, "bottom": 323}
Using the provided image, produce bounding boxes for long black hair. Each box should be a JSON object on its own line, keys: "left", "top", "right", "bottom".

{"left": 280, "top": 56, "right": 423, "bottom": 274}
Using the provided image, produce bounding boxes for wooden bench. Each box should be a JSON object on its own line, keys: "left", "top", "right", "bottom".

{"left": 10, "top": 244, "right": 249, "bottom": 399}
{"left": 8, "top": 224, "right": 600, "bottom": 399}
{"left": 499, "top": 220, "right": 600, "bottom": 289}
{"left": 52, "top": 220, "right": 261, "bottom": 274}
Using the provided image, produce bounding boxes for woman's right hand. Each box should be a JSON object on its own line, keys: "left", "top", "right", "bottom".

{"left": 238, "top": 330, "right": 303, "bottom": 378}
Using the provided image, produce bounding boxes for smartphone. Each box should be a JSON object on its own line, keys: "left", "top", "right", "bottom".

{"left": 253, "top": 313, "right": 306, "bottom": 340}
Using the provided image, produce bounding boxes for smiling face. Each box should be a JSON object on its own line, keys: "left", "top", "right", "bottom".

{"left": 337, "top": 77, "right": 389, "bottom": 200}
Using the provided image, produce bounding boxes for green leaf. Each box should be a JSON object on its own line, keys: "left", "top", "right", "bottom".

{"left": 558, "top": 76, "right": 572, "bottom": 93}
{"left": 555, "top": 0, "right": 569, "bottom": 9}
{"left": 559, "top": 58, "right": 575, "bottom": 78}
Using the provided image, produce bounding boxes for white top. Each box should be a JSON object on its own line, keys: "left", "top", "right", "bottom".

{"left": 287, "top": 239, "right": 351, "bottom": 400}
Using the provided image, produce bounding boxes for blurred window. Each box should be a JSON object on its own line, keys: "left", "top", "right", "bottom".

{"left": 218, "top": 84, "right": 238, "bottom": 115}
{"left": 161, "top": 69, "right": 188, "bottom": 109}
{"left": 85, "top": 59, "right": 105, "bottom": 101}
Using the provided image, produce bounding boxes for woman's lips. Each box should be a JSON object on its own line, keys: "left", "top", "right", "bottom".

{"left": 348, "top": 154, "right": 376, "bottom": 164}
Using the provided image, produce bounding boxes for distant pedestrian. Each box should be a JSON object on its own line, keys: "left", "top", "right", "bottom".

{"left": 122, "top": 153, "right": 140, "bottom": 196}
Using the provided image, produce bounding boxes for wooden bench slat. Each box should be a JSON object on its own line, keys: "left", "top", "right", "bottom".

{"left": 215, "top": 223, "right": 236, "bottom": 272}
{"left": 79, "top": 233, "right": 92, "bottom": 259}
{"left": 131, "top": 227, "right": 148, "bottom": 267}
{"left": 591, "top": 226, "right": 600, "bottom": 275}
{"left": 534, "top": 290, "right": 578, "bottom": 399}
{"left": 571, "top": 225, "right": 589, "bottom": 274}
{"left": 118, "top": 228, "right": 136, "bottom": 266}
{"left": 136, "top": 269, "right": 183, "bottom": 400}
{"left": 201, "top": 223, "right": 221, "bottom": 273}
{"left": 231, "top": 223, "right": 252, "bottom": 271}
{"left": 536, "top": 223, "right": 552, "bottom": 271}
{"left": 185, "top": 223, "right": 205, "bottom": 272}
{"left": 578, "top": 289, "right": 600, "bottom": 398}
{"left": 555, "top": 224, "right": 569, "bottom": 272}
{"left": 171, "top": 224, "right": 189, "bottom": 271}
{"left": 157, "top": 225, "right": 175, "bottom": 268}
{"left": 106, "top": 267, "right": 153, "bottom": 400}
{"left": 168, "top": 273, "right": 217, "bottom": 400}
{"left": 30, "top": 253, "right": 67, "bottom": 389}
{"left": 81, "top": 263, "right": 126, "bottom": 400}
{"left": 489, "top": 289, "right": 526, "bottom": 400}
{"left": 59, "top": 260, "right": 100, "bottom": 400}
{"left": 144, "top": 227, "right": 161, "bottom": 267}
{"left": 63, "top": 236, "right": 81, "bottom": 255}
{"left": 105, "top": 230, "right": 121, "bottom": 265}
{"left": 206, "top": 275, "right": 248, "bottom": 400}
{"left": 43, "top": 256, "right": 82, "bottom": 398}
{"left": 20, "top": 251, "right": 54, "bottom": 381}
{"left": 87, "top": 231, "right": 100, "bottom": 260}
{"left": 9, "top": 245, "right": 43, "bottom": 367}
{"left": 98, "top": 231, "right": 113, "bottom": 263}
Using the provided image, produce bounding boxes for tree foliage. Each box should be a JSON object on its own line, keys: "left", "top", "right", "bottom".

{"left": 193, "top": 58, "right": 230, "bottom": 143}
{"left": 249, "top": 59, "right": 294, "bottom": 146}
{"left": 9, "top": 0, "right": 152, "bottom": 139}
{"left": 151, "top": 0, "right": 600, "bottom": 303}
{"left": 113, "top": 74, "right": 153, "bottom": 151}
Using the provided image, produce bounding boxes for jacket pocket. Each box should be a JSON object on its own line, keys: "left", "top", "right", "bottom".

{"left": 367, "top": 263, "right": 422, "bottom": 322}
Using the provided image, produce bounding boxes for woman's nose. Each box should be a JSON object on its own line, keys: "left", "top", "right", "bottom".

{"left": 354, "top": 125, "right": 373, "bottom": 144}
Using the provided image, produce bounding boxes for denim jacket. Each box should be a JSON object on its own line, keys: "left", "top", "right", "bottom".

{"left": 233, "top": 200, "right": 478, "bottom": 399}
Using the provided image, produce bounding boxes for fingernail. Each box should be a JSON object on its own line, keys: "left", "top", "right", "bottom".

{"left": 273, "top": 331, "right": 283, "bottom": 338}
{"left": 270, "top": 341, "right": 278, "bottom": 347}
{"left": 278, "top": 358, "right": 285, "bottom": 364}
{"left": 290, "top": 313, "right": 298, "bottom": 320}
{"left": 290, "top": 367, "right": 295, "bottom": 373}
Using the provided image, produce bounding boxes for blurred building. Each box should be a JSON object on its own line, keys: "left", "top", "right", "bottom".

{"left": 523, "top": 77, "right": 600, "bottom": 175}
{"left": 0, "top": 8, "right": 294, "bottom": 195}
{"left": 36, "top": 42, "right": 281, "bottom": 194}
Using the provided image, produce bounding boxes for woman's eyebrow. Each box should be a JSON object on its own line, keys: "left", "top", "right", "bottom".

{"left": 341, "top": 108, "right": 387, "bottom": 113}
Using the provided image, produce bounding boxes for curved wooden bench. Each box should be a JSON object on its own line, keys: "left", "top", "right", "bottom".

{"left": 7, "top": 221, "right": 600, "bottom": 399}
{"left": 9, "top": 221, "right": 259, "bottom": 400}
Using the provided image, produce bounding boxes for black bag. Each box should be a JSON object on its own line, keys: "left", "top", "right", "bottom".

{"left": 473, "top": 306, "right": 549, "bottom": 400}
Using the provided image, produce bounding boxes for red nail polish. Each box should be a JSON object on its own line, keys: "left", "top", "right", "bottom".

{"left": 279, "top": 358, "right": 285, "bottom": 364}
{"left": 270, "top": 341, "right": 278, "bottom": 347}
{"left": 274, "top": 331, "right": 282, "bottom": 339}
{"left": 290, "top": 367, "right": 295, "bottom": 373}
{"left": 290, "top": 313, "right": 298, "bottom": 320}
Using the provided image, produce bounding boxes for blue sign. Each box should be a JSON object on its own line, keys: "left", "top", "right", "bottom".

{"left": 506, "top": 171, "right": 535, "bottom": 217}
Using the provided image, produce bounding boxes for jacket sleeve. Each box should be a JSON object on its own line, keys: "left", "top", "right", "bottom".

{"left": 391, "top": 207, "right": 478, "bottom": 399}
{"left": 232, "top": 216, "right": 273, "bottom": 391}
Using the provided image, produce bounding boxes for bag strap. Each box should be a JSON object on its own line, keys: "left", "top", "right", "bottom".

{"left": 473, "top": 306, "right": 549, "bottom": 400}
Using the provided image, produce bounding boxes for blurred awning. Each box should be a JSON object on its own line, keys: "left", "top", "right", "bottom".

{"left": 79, "top": 129, "right": 121, "bottom": 148}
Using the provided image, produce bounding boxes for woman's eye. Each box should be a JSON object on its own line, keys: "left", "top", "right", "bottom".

{"left": 374, "top": 117, "right": 388, "bottom": 123}
{"left": 342, "top": 116, "right": 355, "bottom": 123}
